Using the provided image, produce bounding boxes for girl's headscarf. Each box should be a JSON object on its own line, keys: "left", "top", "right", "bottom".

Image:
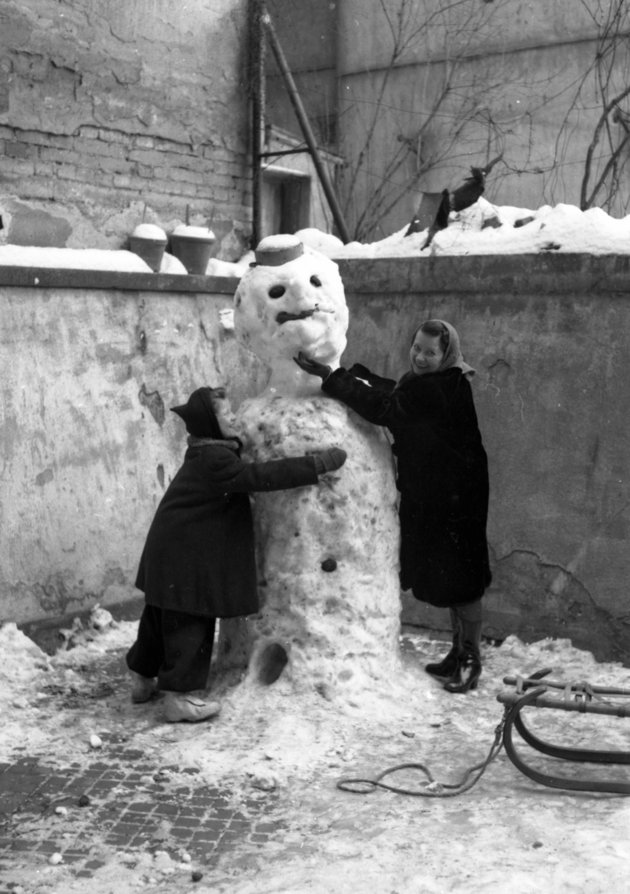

{"left": 413, "top": 319, "right": 476, "bottom": 379}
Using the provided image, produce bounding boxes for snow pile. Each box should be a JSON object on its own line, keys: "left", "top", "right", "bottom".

{"left": 131, "top": 223, "right": 167, "bottom": 243}
{"left": 0, "top": 623, "right": 51, "bottom": 691}
{"left": 0, "top": 609, "right": 132, "bottom": 753}
{"left": 207, "top": 200, "right": 630, "bottom": 279}
{"left": 171, "top": 223, "right": 215, "bottom": 241}
{"left": 207, "top": 251, "right": 255, "bottom": 277}
{"left": 0, "top": 245, "right": 153, "bottom": 271}
{"left": 332, "top": 199, "right": 630, "bottom": 259}
{"left": 0, "top": 243, "right": 188, "bottom": 274}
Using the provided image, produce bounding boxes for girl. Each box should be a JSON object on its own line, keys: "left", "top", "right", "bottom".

{"left": 294, "top": 319, "right": 491, "bottom": 693}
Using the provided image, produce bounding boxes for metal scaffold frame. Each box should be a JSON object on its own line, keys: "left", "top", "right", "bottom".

{"left": 249, "top": 0, "right": 351, "bottom": 246}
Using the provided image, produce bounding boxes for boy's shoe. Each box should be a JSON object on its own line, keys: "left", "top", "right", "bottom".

{"left": 130, "top": 672, "right": 157, "bottom": 704}
{"left": 163, "top": 692, "right": 221, "bottom": 723}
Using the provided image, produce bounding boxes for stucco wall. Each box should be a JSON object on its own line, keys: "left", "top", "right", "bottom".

{"left": 2, "top": 255, "right": 630, "bottom": 664}
{"left": 0, "top": 270, "right": 266, "bottom": 626}
{"left": 337, "top": 254, "right": 630, "bottom": 663}
{"left": 0, "top": 0, "right": 251, "bottom": 257}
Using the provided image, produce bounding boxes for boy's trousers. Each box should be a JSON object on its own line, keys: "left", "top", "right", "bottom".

{"left": 126, "top": 605, "right": 216, "bottom": 692}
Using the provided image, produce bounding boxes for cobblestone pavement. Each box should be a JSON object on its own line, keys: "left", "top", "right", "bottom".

{"left": 0, "top": 744, "right": 283, "bottom": 881}
{"left": 0, "top": 640, "right": 292, "bottom": 891}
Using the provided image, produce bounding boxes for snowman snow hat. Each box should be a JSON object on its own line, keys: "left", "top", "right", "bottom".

{"left": 233, "top": 234, "right": 349, "bottom": 368}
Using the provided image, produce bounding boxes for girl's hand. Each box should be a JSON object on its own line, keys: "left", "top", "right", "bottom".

{"left": 293, "top": 352, "right": 332, "bottom": 380}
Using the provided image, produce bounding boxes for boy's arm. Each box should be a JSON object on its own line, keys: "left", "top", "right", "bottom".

{"left": 203, "top": 448, "right": 344, "bottom": 494}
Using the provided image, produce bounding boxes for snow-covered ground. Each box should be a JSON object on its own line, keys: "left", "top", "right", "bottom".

{"left": 2, "top": 614, "right": 629, "bottom": 893}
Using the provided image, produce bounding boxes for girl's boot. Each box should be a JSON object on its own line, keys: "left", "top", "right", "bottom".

{"left": 443, "top": 618, "right": 482, "bottom": 693}
{"left": 425, "top": 609, "right": 461, "bottom": 679}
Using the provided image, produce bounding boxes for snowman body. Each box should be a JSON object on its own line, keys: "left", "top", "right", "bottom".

{"left": 230, "top": 238, "right": 402, "bottom": 696}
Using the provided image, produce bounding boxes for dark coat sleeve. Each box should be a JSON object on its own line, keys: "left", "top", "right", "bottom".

{"left": 347, "top": 364, "right": 397, "bottom": 393}
{"left": 192, "top": 446, "right": 320, "bottom": 494}
{"left": 323, "top": 366, "right": 487, "bottom": 500}
{"left": 323, "top": 367, "right": 449, "bottom": 431}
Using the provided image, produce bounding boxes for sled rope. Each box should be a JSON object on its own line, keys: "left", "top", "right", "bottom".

{"left": 336, "top": 714, "right": 506, "bottom": 798}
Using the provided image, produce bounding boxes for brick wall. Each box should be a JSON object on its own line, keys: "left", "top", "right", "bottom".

{"left": 0, "top": 0, "right": 252, "bottom": 257}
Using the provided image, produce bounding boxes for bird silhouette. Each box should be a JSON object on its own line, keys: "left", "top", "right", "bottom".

{"left": 408, "top": 155, "right": 503, "bottom": 249}
{"left": 450, "top": 166, "right": 487, "bottom": 212}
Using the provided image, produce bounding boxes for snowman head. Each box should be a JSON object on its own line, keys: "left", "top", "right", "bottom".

{"left": 234, "top": 235, "right": 349, "bottom": 373}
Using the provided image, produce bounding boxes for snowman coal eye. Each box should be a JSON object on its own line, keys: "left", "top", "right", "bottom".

{"left": 268, "top": 285, "right": 286, "bottom": 299}
{"left": 310, "top": 275, "right": 322, "bottom": 287}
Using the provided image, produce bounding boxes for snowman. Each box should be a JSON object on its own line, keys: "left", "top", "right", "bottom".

{"left": 227, "top": 234, "right": 401, "bottom": 699}
{"left": 233, "top": 234, "right": 349, "bottom": 398}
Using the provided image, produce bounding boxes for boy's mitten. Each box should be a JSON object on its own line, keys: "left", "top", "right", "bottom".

{"left": 313, "top": 448, "right": 347, "bottom": 474}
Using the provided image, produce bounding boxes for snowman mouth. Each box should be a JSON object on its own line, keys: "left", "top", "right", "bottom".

{"left": 276, "top": 307, "right": 333, "bottom": 324}
{"left": 276, "top": 309, "right": 316, "bottom": 324}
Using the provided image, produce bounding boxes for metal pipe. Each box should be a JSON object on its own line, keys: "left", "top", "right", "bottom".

{"left": 250, "top": 0, "right": 265, "bottom": 247}
{"left": 262, "top": 9, "right": 352, "bottom": 244}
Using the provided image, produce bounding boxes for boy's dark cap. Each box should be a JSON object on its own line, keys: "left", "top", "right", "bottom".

{"left": 171, "top": 387, "right": 223, "bottom": 438}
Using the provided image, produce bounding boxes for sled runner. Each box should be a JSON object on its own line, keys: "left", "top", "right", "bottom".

{"left": 497, "top": 668, "right": 630, "bottom": 795}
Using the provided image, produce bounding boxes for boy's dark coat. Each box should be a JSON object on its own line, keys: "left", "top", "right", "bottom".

{"left": 323, "top": 365, "right": 491, "bottom": 607}
{"left": 136, "top": 443, "right": 318, "bottom": 617}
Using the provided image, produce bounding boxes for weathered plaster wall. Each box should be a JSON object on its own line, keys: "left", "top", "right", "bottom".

{"left": 0, "top": 273, "right": 267, "bottom": 626}
{"left": 3, "top": 255, "right": 630, "bottom": 664}
{"left": 337, "top": 255, "right": 630, "bottom": 664}
{"left": 0, "top": 0, "right": 251, "bottom": 257}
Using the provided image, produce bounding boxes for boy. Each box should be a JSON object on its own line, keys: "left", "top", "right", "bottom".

{"left": 126, "top": 386, "right": 346, "bottom": 722}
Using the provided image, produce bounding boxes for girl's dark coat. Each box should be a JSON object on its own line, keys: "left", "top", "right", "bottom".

{"left": 323, "top": 365, "right": 491, "bottom": 607}
{"left": 135, "top": 443, "right": 319, "bottom": 618}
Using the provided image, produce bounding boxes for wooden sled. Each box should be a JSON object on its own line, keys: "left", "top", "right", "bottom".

{"left": 497, "top": 668, "right": 630, "bottom": 795}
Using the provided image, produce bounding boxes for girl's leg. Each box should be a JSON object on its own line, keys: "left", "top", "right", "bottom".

{"left": 425, "top": 608, "right": 461, "bottom": 678}
{"left": 444, "top": 599, "right": 483, "bottom": 693}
